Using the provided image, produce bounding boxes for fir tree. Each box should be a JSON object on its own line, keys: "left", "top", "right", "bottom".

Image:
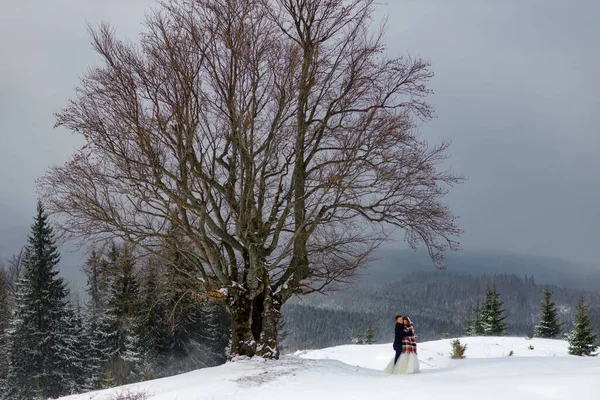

{"left": 82, "top": 251, "right": 119, "bottom": 390}
{"left": 122, "top": 319, "right": 146, "bottom": 381}
{"left": 3, "top": 201, "right": 83, "bottom": 399}
{"left": 61, "top": 305, "right": 88, "bottom": 394}
{"left": 466, "top": 298, "right": 485, "bottom": 336}
{"left": 352, "top": 329, "right": 364, "bottom": 344}
{"left": 481, "top": 283, "right": 506, "bottom": 336}
{"left": 534, "top": 289, "right": 562, "bottom": 338}
{"left": 0, "top": 267, "right": 11, "bottom": 386}
{"left": 93, "top": 242, "right": 144, "bottom": 386}
{"left": 150, "top": 238, "right": 229, "bottom": 377}
{"left": 365, "top": 320, "right": 375, "bottom": 344}
{"left": 567, "top": 296, "right": 598, "bottom": 356}
{"left": 135, "top": 261, "right": 162, "bottom": 379}
{"left": 464, "top": 308, "right": 473, "bottom": 336}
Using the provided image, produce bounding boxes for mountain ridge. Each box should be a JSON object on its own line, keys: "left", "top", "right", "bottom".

{"left": 358, "top": 248, "right": 600, "bottom": 292}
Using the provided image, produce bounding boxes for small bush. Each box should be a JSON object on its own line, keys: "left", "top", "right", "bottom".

{"left": 109, "top": 389, "right": 150, "bottom": 400}
{"left": 528, "top": 345, "right": 535, "bottom": 350}
{"left": 450, "top": 339, "right": 467, "bottom": 359}
{"left": 508, "top": 350, "right": 514, "bottom": 357}
{"left": 526, "top": 333, "right": 533, "bottom": 340}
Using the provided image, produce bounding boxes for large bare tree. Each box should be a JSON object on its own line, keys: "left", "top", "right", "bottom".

{"left": 40, "top": 0, "right": 462, "bottom": 359}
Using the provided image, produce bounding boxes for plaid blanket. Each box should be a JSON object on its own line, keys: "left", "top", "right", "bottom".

{"left": 402, "top": 319, "right": 418, "bottom": 354}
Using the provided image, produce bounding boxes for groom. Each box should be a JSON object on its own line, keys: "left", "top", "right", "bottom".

{"left": 393, "top": 315, "right": 404, "bottom": 364}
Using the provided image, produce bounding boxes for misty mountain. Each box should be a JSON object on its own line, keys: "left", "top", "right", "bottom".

{"left": 358, "top": 248, "right": 600, "bottom": 292}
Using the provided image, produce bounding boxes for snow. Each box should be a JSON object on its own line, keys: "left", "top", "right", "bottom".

{"left": 60, "top": 337, "right": 600, "bottom": 400}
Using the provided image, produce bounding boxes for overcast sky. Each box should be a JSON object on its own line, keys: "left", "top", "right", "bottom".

{"left": 1, "top": 0, "right": 599, "bottom": 284}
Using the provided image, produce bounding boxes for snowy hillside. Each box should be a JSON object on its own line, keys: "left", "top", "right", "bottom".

{"left": 61, "top": 337, "right": 599, "bottom": 400}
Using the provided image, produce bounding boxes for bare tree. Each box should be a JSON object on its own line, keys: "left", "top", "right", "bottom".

{"left": 40, "top": 0, "right": 462, "bottom": 359}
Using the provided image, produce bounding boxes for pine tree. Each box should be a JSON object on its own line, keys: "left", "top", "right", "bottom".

{"left": 0, "top": 266, "right": 12, "bottom": 387}
{"left": 61, "top": 305, "right": 88, "bottom": 394}
{"left": 567, "top": 296, "right": 598, "bottom": 356}
{"left": 481, "top": 283, "right": 506, "bottom": 336}
{"left": 122, "top": 319, "right": 146, "bottom": 381}
{"left": 102, "top": 243, "right": 142, "bottom": 385}
{"left": 150, "top": 238, "right": 229, "bottom": 377}
{"left": 365, "top": 320, "right": 375, "bottom": 344}
{"left": 135, "top": 262, "right": 162, "bottom": 379}
{"left": 466, "top": 298, "right": 485, "bottom": 336}
{"left": 82, "top": 251, "right": 119, "bottom": 390}
{"left": 534, "top": 289, "right": 562, "bottom": 338}
{"left": 3, "top": 201, "right": 83, "bottom": 399}
{"left": 352, "top": 329, "right": 364, "bottom": 344}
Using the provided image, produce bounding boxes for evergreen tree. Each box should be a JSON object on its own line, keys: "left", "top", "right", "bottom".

{"left": 0, "top": 266, "right": 12, "bottom": 387}
{"left": 135, "top": 261, "right": 163, "bottom": 379}
{"left": 103, "top": 243, "right": 141, "bottom": 385}
{"left": 122, "top": 319, "right": 146, "bottom": 381}
{"left": 148, "top": 235, "right": 229, "bottom": 377}
{"left": 61, "top": 305, "right": 88, "bottom": 394}
{"left": 82, "top": 251, "right": 119, "bottom": 390}
{"left": 352, "top": 329, "right": 364, "bottom": 344}
{"left": 466, "top": 298, "right": 485, "bottom": 336}
{"left": 3, "top": 201, "right": 83, "bottom": 399}
{"left": 567, "top": 296, "right": 598, "bottom": 356}
{"left": 481, "top": 283, "right": 506, "bottom": 336}
{"left": 464, "top": 308, "right": 473, "bottom": 336}
{"left": 365, "top": 320, "right": 375, "bottom": 344}
{"left": 108, "top": 244, "right": 140, "bottom": 324}
{"left": 535, "top": 289, "right": 562, "bottom": 338}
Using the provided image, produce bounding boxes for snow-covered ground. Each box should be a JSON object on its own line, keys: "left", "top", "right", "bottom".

{"left": 61, "top": 337, "right": 600, "bottom": 400}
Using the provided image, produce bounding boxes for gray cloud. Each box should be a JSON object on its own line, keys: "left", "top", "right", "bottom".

{"left": 1, "top": 0, "right": 598, "bottom": 281}
{"left": 383, "top": 0, "right": 600, "bottom": 263}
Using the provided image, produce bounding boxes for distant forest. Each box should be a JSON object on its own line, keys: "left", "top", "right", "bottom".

{"left": 280, "top": 272, "right": 600, "bottom": 352}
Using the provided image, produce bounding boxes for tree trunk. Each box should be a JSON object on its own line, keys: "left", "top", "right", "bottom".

{"left": 228, "top": 289, "right": 281, "bottom": 360}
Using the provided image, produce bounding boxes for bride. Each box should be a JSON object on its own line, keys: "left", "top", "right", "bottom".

{"left": 384, "top": 316, "right": 420, "bottom": 374}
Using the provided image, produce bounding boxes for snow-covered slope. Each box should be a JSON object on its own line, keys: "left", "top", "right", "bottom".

{"left": 61, "top": 337, "right": 599, "bottom": 400}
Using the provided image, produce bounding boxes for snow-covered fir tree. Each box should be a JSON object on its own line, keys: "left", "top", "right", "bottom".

{"left": 153, "top": 264, "right": 227, "bottom": 376}
{"left": 2, "top": 201, "right": 84, "bottom": 399}
{"left": 102, "top": 243, "right": 142, "bottom": 385}
{"left": 466, "top": 298, "right": 485, "bottom": 336}
{"left": 0, "top": 272, "right": 11, "bottom": 390}
{"left": 81, "top": 250, "right": 119, "bottom": 390}
{"left": 534, "top": 289, "right": 562, "bottom": 338}
{"left": 122, "top": 319, "right": 146, "bottom": 381}
{"left": 567, "top": 295, "right": 598, "bottom": 356}
{"left": 143, "top": 233, "right": 229, "bottom": 378}
{"left": 62, "top": 304, "right": 88, "bottom": 393}
{"left": 135, "top": 261, "right": 163, "bottom": 379}
{"left": 352, "top": 329, "right": 365, "bottom": 344}
{"left": 365, "top": 320, "right": 375, "bottom": 344}
{"left": 481, "top": 283, "right": 506, "bottom": 336}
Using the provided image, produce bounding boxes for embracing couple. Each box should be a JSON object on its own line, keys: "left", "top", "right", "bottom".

{"left": 384, "top": 315, "right": 420, "bottom": 375}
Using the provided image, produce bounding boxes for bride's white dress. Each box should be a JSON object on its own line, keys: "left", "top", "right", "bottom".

{"left": 384, "top": 322, "right": 420, "bottom": 375}
{"left": 383, "top": 352, "right": 420, "bottom": 375}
